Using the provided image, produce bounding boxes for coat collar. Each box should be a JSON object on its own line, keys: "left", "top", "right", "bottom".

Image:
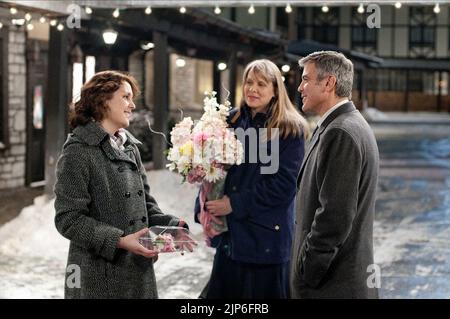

{"left": 296, "top": 101, "right": 356, "bottom": 189}
{"left": 241, "top": 104, "right": 271, "bottom": 128}
{"left": 73, "top": 121, "right": 142, "bottom": 147}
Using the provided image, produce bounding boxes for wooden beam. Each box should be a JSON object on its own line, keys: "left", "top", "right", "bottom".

{"left": 152, "top": 31, "right": 169, "bottom": 170}
{"left": 45, "top": 26, "right": 69, "bottom": 196}
{"left": 228, "top": 50, "right": 237, "bottom": 107}
{"left": 213, "top": 61, "right": 221, "bottom": 102}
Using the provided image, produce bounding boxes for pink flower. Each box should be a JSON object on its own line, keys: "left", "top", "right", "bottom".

{"left": 187, "top": 166, "right": 206, "bottom": 184}
{"left": 193, "top": 132, "right": 209, "bottom": 145}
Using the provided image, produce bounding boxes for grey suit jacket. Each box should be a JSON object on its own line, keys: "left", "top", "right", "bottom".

{"left": 290, "top": 102, "right": 380, "bottom": 299}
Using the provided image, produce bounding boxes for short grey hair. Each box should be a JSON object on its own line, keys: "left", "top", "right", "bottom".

{"left": 299, "top": 51, "right": 354, "bottom": 98}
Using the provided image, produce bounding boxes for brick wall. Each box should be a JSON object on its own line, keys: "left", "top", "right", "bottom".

{"left": 0, "top": 29, "right": 27, "bottom": 190}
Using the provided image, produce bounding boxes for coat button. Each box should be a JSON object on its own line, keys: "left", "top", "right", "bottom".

{"left": 232, "top": 186, "right": 237, "bottom": 191}
{"left": 141, "top": 216, "right": 147, "bottom": 223}
{"left": 137, "top": 190, "right": 143, "bottom": 196}
{"left": 129, "top": 220, "right": 135, "bottom": 226}
{"left": 125, "top": 192, "right": 131, "bottom": 198}
{"left": 274, "top": 225, "right": 280, "bottom": 231}
{"left": 265, "top": 248, "right": 271, "bottom": 253}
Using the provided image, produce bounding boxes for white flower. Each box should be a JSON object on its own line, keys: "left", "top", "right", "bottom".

{"left": 166, "top": 90, "right": 243, "bottom": 184}
{"left": 204, "top": 165, "right": 226, "bottom": 183}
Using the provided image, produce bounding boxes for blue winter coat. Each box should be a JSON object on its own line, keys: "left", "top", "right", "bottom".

{"left": 195, "top": 106, "right": 305, "bottom": 264}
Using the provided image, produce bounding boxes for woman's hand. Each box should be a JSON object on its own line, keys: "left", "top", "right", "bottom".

{"left": 117, "top": 228, "right": 159, "bottom": 258}
{"left": 205, "top": 195, "right": 232, "bottom": 216}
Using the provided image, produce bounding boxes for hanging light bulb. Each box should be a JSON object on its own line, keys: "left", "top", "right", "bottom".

{"left": 113, "top": 8, "right": 120, "bottom": 18}
{"left": 322, "top": 5, "right": 329, "bottom": 13}
{"left": 180, "top": 7, "right": 187, "bottom": 14}
{"left": 85, "top": 6, "right": 93, "bottom": 14}
{"left": 10, "top": 7, "right": 17, "bottom": 15}
{"left": 214, "top": 6, "right": 222, "bottom": 15}
{"left": 175, "top": 58, "right": 186, "bottom": 68}
{"left": 140, "top": 41, "right": 154, "bottom": 50}
{"left": 433, "top": 3, "right": 440, "bottom": 14}
{"left": 281, "top": 64, "right": 291, "bottom": 73}
{"left": 145, "top": 6, "right": 152, "bottom": 14}
{"left": 218, "top": 62, "right": 227, "bottom": 71}
{"left": 394, "top": 2, "right": 402, "bottom": 9}
{"left": 50, "top": 19, "right": 57, "bottom": 26}
{"left": 103, "top": 29, "right": 118, "bottom": 45}
{"left": 0, "top": 23, "right": 3, "bottom": 29}
{"left": 249, "top": 4, "right": 255, "bottom": 14}
{"left": 39, "top": 16, "right": 46, "bottom": 23}
{"left": 26, "top": 23, "right": 34, "bottom": 31}
{"left": 285, "top": 3, "right": 293, "bottom": 13}
{"left": 25, "top": 13, "right": 32, "bottom": 21}
{"left": 57, "top": 23, "right": 64, "bottom": 31}
{"left": 357, "top": 4, "right": 364, "bottom": 14}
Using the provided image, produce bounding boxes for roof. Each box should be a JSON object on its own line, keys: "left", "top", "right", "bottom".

{"left": 378, "top": 58, "right": 450, "bottom": 71}
{"left": 287, "top": 39, "right": 383, "bottom": 66}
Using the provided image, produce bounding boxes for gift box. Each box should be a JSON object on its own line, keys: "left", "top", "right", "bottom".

{"left": 139, "top": 226, "right": 197, "bottom": 253}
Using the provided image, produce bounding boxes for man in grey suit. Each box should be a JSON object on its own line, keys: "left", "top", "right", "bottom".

{"left": 290, "top": 51, "right": 380, "bottom": 299}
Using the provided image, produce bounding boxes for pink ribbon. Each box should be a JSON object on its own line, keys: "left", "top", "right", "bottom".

{"left": 198, "top": 182, "right": 222, "bottom": 245}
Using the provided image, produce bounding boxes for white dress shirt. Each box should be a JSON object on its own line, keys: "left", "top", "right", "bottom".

{"left": 316, "top": 98, "right": 349, "bottom": 128}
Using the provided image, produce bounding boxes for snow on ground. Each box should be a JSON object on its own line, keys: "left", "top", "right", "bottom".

{"left": 1, "top": 159, "right": 449, "bottom": 298}
{"left": 0, "top": 170, "right": 214, "bottom": 299}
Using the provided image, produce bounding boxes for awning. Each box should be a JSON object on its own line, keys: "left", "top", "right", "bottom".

{"left": 287, "top": 39, "right": 383, "bottom": 67}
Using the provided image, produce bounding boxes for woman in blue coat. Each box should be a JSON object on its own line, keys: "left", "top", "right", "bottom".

{"left": 196, "top": 59, "right": 309, "bottom": 298}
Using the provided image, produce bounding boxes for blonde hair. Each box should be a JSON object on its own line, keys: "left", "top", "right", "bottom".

{"left": 239, "top": 59, "right": 310, "bottom": 140}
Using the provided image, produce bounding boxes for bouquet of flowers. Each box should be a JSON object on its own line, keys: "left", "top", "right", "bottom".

{"left": 167, "top": 91, "right": 244, "bottom": 238}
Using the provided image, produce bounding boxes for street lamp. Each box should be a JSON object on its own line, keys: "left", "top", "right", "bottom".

{"left": 103, "top": 29, "right": 118, "bottom": 45}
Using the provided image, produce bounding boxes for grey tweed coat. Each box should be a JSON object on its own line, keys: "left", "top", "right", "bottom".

{"left": 290, "top": 102, "right": 379, "bottom": 299}
{"left": 54, "top": 121, "right": 180, "bottom": 299}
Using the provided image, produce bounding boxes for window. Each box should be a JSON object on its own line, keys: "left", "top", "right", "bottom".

{"left": 0, "top": 28, "right": 9, "bottom": 149}
{"left": 409, "top": 7, "right": 437, "bottom": 57}
{"left": 296, "top": 8, "right": 306, "bottom": 40}
{"left": 351, "top": 7, "right": 377, "bottom": 54}
{"left": 312, "top": 7, "right": 339, "bottom": 45}
{"left": 195, "top": 59, "right": 213, "bottom": 105}
{"left": 408, "top": 71, "right": 437, "bottom": 93}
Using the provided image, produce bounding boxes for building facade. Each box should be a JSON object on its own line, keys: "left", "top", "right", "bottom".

{"left": 0, "top": 2, "right": 449, "bottom": 191}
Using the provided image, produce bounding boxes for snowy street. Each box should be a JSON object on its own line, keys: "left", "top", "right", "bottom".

{"left": 0, "top": 123, "right": 449, "bottom": 299}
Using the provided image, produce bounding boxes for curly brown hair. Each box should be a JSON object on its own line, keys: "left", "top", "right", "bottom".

{"left": 69, "top": 70, "right": 140, "bottom": 129}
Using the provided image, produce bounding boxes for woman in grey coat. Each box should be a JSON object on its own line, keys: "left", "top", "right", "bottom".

{"left": 54, "top": 71, "right": 187, "bottom": 298}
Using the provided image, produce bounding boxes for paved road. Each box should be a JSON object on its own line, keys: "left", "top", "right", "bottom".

{"left": 373, "top": 124, "right": 450, "bottom": 298}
